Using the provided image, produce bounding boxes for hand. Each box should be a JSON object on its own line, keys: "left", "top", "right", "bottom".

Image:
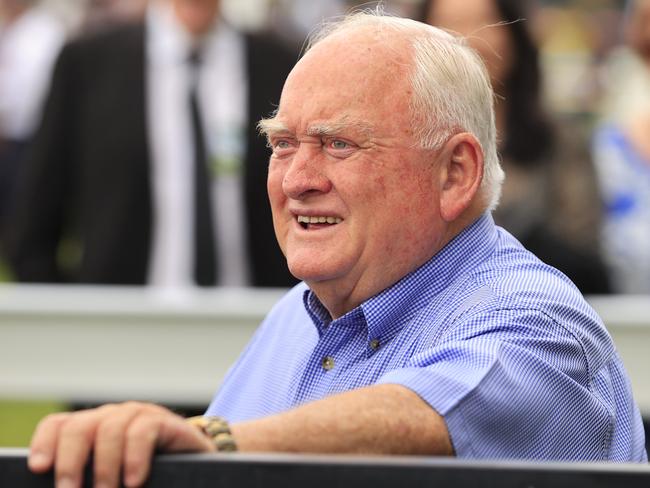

{"left": 28, "top": 402, "right": 215, "bottom": 488}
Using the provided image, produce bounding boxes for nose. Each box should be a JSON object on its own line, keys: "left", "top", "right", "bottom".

{"left": 282, "top": 143, "right": 332, "bottom": 200}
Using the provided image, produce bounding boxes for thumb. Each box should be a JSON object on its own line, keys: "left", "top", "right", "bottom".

{"left": 157, "top": 416, "right": 217, "bottom": 453}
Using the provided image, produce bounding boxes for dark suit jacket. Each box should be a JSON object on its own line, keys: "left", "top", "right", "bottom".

{"left": 6, "top": 22, "right": 298, "bottom": 287}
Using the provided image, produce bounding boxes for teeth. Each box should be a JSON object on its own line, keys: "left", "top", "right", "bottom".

{"left": 297, "top": 215, "right": 342, "bottom": 224}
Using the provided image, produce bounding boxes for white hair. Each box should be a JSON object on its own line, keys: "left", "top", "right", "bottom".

{"left": 305, "top": 11, "right": 504, "bottom": 211}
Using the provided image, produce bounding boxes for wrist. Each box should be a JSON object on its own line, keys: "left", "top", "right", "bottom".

{"left": 186, "top": 416, "right": 238, "bottom": 452}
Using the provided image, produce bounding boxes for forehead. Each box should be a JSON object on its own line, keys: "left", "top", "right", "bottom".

{"left": 275, "top": 28, "right": 415, "bottom": 134}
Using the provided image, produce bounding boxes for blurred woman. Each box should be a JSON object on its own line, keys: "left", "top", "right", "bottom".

{"left": 592, "top": 0, "right": 650, "bottom": 293}
{"left": 420, "top": 0, "right": 610, "bottom": 294}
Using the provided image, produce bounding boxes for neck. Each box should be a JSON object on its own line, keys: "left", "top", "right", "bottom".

{"left": 308, "top": 273, "right": 386, "bottom": 321}
{"left": 308, "top": 216, "right": 479, "bottom": 320}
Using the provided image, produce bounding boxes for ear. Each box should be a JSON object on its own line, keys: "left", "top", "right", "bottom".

{"left": 438, "top": 133, "right": 484, "bottom": 222}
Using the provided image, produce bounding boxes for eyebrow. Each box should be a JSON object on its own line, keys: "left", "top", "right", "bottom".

{"left": 258, "top": 115, "right": 374, "bottom": 140}
{"left": 257, "top": 117, "right": 288, "bottom": 138}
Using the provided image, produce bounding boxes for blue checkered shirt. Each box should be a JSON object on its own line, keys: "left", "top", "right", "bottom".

{"left": 206, "top": 214, "right": 647, "bottom": 461}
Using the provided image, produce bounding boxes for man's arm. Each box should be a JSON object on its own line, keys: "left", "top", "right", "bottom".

{"left": 29, "top": 385, "right": 452, "bottom": 488}
{"left": 233, "top": 384, "right": 453, "bottom": 455}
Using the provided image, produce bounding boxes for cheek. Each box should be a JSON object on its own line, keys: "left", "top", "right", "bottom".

{"left": 379, "top": 174, "right": 439, "bottom": 258}
{"left": 267, "top": 164, "right": 285, "bottom": 203}
{"left": 374, "top": 185, "right": 416, "bottom": 233}
{"left": 267, "top": 166, "right": 289, "bottom": 242}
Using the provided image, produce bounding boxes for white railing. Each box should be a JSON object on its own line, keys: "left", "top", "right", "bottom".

{"left": 0, "top": 285, "right": 648, "bottom": 414}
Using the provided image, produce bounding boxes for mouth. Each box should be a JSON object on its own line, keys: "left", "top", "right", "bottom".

{"left": 296, "top": 215, "right": 343, "bottom": 230}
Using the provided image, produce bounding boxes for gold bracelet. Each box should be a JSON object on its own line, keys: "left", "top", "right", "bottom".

{"left": 186, "top": 415, "right": 238, "bottom": 452}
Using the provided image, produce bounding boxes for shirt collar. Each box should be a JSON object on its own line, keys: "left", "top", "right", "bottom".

{"left": 303, "top": 213, "right": 498, "bottom": 348}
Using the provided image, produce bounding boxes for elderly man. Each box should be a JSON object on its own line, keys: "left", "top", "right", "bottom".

{"left": 28, "top": 11, "right": 646, "bottom": 488}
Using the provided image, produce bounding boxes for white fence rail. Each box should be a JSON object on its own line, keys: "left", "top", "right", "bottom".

{"left": 1, "top": 285, "right": 648, "bottom": 414}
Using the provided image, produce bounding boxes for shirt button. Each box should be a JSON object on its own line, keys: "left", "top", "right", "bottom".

{"left": 322, "top": 356, "right": 335, "bottom": 371}
{"left": 370, "top": 339, "right": 380, "bottom": 350}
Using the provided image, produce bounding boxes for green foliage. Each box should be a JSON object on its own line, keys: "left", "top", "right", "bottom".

{"left": 0, "top": 258, "right": 13, "bottom": 282}
{"left": 0, "top": 401, "right": 66, "bottom": 447}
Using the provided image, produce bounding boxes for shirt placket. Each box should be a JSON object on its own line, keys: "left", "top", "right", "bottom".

{"left": 291, "top": 317, "right": 362, "bottom": 406}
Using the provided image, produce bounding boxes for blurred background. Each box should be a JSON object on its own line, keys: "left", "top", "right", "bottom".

{"left": 1, "top": 0, "right": 649, "bottom": 449}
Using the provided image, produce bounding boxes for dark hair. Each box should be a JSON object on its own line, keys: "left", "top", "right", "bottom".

{"left": 418, "top": 0, "right": 555, "bottom": 167}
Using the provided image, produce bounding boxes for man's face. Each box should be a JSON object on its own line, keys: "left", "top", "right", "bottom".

{"left": 266, "top": 31, "right": 448, "bottom": 315}
{"left": 172, "top": 0, "right": 220, "bottom": 37}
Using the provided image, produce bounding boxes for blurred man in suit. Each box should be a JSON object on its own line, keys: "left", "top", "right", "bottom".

{"left": 5, "top": 0, "right": 297, "bottom": 288}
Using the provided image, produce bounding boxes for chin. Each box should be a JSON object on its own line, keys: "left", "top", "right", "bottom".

{"left": 287, "top": 258, "right": 346, "bottom": 284}
{"left": 287, "top": 264, "right": 327, "bottom": 283}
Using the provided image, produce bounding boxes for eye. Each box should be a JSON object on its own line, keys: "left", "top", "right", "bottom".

{"left": 270, "top": 138, "right": 297, "bottom": 157}
{"left": 331, "top": 140, "right": 349, "bottom": 150}
{"left": 324, "top": 138, "right": 356, "bottom": 158}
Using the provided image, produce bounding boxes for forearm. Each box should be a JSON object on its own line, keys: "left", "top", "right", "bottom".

{"left": 230, "top": 384, "right": 453, "bottom": 456}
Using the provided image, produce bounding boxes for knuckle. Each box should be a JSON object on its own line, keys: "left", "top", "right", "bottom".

{"left": 49, "top": 411, "right": 72, "bottom": 422}
{"left": 59, "top": 412, "right": 97, "bottom": 440}
{"left": 95, "top": 416, "right": 123, "bottom": 439}
{"left": 96, "top": 402, "right": 119, "bottom": 413}
{"left": 125, "top": 400, "right": 160, "bottom": 411}
{"left": 126, "top": 415, "right": 159, "bottom": 442}
{"left": 121, "top": 400, "right": 143, "bottom": 409}
{"left": 54, "top": 458, "right": 77, "bottom": 480}
{"left": 54, "top": 469, "right": 72, "bottom": 482}
{"left": 60, "top": 422, "right": 88, "bottom": 441}
{"left": 36, "top": 412, "right": 71, "bottom": 430}
{"left": 140, "top": 402, "right": 167, "bottom": 415}
{"left": 121, "top": 400, "right": 164, "bottom": 417}
{"left": 93, "top": 463, "right": 114, "bottom": 482}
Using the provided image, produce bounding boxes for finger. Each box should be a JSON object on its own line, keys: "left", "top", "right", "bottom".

{"left": 54, "top": 410, "right": 103, "bottom": 488}
{"left": 93, "top": 404, "right": 143, "bottom": 488}
{"left": 122, "top": 415, "right": 162, "bottom": 488}
{"left": 122, "top": 413, "right": 214, "bottom": 487}
{"left": 29, "top": 412, "right": 72, "bottom": 473}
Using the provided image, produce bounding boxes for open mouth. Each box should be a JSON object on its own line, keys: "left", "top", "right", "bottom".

{"left": 297, "top": 215, "right": 342, "bottom": 230}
